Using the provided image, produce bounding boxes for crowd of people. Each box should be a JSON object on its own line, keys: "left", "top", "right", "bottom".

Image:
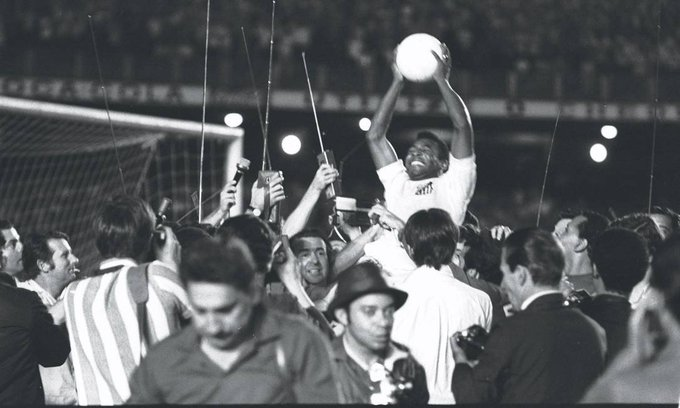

{"left": 2, "top": 0, "right": 680, "bottom": 95}
{"left": 3, "top": 21, "right": 680, "bottom": 405}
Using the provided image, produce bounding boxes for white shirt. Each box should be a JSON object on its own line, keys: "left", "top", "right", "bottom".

{"left": 361, "top": 230, "right": 416, "bottom": 287}
{"left": 377, "top": 154, "right": 476, "bottom": 225}
{"left": 16, "top": 279, "right": 57, "bottom": 306}
{"left": 391, "top": 265, "right": 492, "bottom": 404}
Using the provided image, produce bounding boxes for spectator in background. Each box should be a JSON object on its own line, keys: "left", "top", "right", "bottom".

{"left": 579, "top": 228, "right": 648, "bottom": 366}
{"left": 583, "top": 234, "right": 680, "bottom": 402}
{"left": 649, "top": 206, "right": 680, "bottom": 241}
{"left": 127, "top": 238, "right": 341, "bottom": 404}
{"left": 61, "top": 195, "right": 191, "bottom": 405}
{"left": 290, "top": 229, "right": 337, "bottom": 312}
{"left": 553, "top": 209, "right": 609, "bottom": 296}
{"left": 452, "top": 228, "right": 606, "bottom": 403}
{"left": 17, "top": 231, "right": 79, "bottom": 404}
{"left": 329, "top": 262, "right": 429, "bottom": 404}
{"left": 393, "top": 209, "right": 491, "bottom": 404}
{"left": 0, "top": 272, "right": 70, "bottom": 405}
{"left": 0, "top": 219, "right": 23, "bottom": 283}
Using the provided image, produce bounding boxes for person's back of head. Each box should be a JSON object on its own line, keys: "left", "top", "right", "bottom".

{"left": 464, "top": 228, "right": 503, "bottom": 285}
{"left": 402, "top": 208, "right": 458, "bottom": 270}
{"left": 20, "top": 231, "right": 69, "bottom": 282}
{"left": 93, "top": 195, "right": 155, "bottom": 261}
{"left": 503, "top": 227, "right": 564, "bottom": 288}
{"left": 590, "top": 228, "right": 648, "bottom": 296}
{"left": 611, "top": 212, "right": 663, "bottom": 255}
{"left": 216, "top": 214, "right": 274, "bottom": 275}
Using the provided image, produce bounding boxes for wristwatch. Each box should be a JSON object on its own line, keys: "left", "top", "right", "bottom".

{"left": 248, "top": 205, "right": 262, "bottom": 217}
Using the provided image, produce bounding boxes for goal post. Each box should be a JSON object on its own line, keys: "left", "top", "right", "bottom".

{"left": 0, "top": 95, "right": 244, "bottom": 274}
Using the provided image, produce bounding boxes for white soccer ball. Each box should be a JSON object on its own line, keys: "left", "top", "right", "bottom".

{"left": 395, "top": 33, "right": 445, "bottom": 82}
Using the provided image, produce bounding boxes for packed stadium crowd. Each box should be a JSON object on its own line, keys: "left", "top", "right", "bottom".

{"left": 2, "top": 43, "right": 680, "bottom": 404}
{"left": 2, "top": 0, "right": 680, "bottom": 93}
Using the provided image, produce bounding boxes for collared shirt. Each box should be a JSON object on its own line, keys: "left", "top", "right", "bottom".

{"left": 392, "top": 265, "right": 492, "bottom": 404}
{"left": 521, "top": 290, "right": 563, "bottom": 311}
{"left": 16, "top": 279, "right": 77, "bottom": 405}
{"left": 127, "top": 306, "right": 340, "bottom": 404}
{"left": 377, "top": 153, "right": 476, "bottom": 225}
{"left": 63, "top": 257, "right": 192, "bottom": 405}
{"left": 332, "top": 335, "right": 429, "bottom": 404}
{"left": 16, "top": 279, "right": 57, "bottom": 306}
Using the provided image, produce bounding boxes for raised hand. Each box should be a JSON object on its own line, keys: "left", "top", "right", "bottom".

{"left": 311, "top": 164, "right": 339, "bottom": 192}
{"left": 431, "top": 43, "right": 452, "bottom": 83}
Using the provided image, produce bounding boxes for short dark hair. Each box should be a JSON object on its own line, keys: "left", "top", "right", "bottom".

{"left": 464, "top": 229, "right": 503, "bottom": 285}
{"left": 180, "top": 236, "right": 256, "bottom": 292}
{"left": 504, "top": 227, "right": 564, "bottom": 287}
{"left": 93, "top": 195, "right": 155, "bottom": 260}
{"left": 175, "top": 225, "right": 213, "bottom": 251}
{"left": 610, "top": 213, "right": 663, "bottom": 254}
{"left": 217, "top": 214, "right": 274, "bottom": 274}
{"left": 651, "top": 206, "right": 680, "bottom": 235}
{"left": 402, "top": 209, "right": 458, "bottom": 269}
{"left": 416, "top": 131, "right": 449, "bottom": 163}
{"left": 0, "top": 220, "right": 14, "bottom": 247}
{"left": 590, "top": 228, "right": 649, "bottom": 295}
{"left": 290, "top": 229, "right": 334, "bottom": 267}
{"left": 650, "top": 234, "right": 680, "bottom": 323}
{"left": 559, "top": 209, "right": 609, "bottom": 248}
{"left": 20, "top": 231, "right": 70, "bottom": 281}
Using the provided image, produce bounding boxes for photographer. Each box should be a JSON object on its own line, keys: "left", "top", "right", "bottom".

{"left": 61, "top": 195, "right": 192, "bottom": 405}
{"left": 451, "top": 228, "right": 605, "bottom": 403}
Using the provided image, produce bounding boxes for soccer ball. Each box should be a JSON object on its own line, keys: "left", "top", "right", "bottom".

{"left": 395, "top": 33, "right": 445, "bottom": 82}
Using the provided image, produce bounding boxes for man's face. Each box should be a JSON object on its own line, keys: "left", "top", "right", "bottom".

{"left": 188, "top": 282, "right": 256, "bottom": 350}
{"left": 553, "top": 215, "right": 587, "bottom": 254}
{"left": 1, "top": 227, "right": 23, "bottom": 275}
{"left": 405, "top": 139, "right": 445, "bottom": 181}
{"left": 45, "top": 238, "right": 79, "bottom": 290}
{"left": 345, "top": 293, "right": 395, "bottom": 353}
{"left": 500, "top": 248, "right": 526, "bottom": 311}
{"left": 650, "top": 214, "right": 673, "bottom": 241}
{"left": 295, "top": 237, "right": 329, "bottom": 286}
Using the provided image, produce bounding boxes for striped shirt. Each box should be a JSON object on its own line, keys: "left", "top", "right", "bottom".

{"left": 63, "top": 258, "right": 192, "bottom": 405}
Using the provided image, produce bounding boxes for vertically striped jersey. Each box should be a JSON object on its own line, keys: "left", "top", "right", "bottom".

{"left": 63, "top": 259, "right": 192, "bottom": 405}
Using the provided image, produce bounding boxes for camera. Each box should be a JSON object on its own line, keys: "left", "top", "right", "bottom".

{"left": 563, "top": 289, "right": 592, "bottom": 307}
{"left": 455, "top": 324, "right": 489, "bottom": 360}
{"left": 153, "top": 197, "right": 172, "bottom": 244}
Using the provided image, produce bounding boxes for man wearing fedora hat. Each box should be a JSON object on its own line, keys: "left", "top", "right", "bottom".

{"left": 329, "top": 262, "right": 429, "bottom": 405}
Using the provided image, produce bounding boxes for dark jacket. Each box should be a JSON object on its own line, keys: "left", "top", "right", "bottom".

{"left": 578, "top": 293, "right": 631, "bottom": 366}
{"left": 331, "top": 336, "right": 429, "bottom": 404}
{"left": 452, "top": 293, "right": 606, "bottom": 403}
{"left": 0, "top": 284, "right": 71, "bottom": 405}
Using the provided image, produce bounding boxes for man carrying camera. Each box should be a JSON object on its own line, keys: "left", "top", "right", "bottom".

{"left": 62, "top": 195, "right": 192, "bottom": 405}
{"left": 329, "top": 262, "right": 428, "bottom": 405}
{"left": 451, "top": 228, "right": 606, "bottom": 403}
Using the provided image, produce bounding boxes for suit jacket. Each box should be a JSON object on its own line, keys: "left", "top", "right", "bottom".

{"left": 578, "top": 293, "right": 631, "bottom": 366}
{"left": 0, "top": 284, "right": 71, "bottom": 405}
{"left": 452, "top": 293, "right": 606, "bottom": 403}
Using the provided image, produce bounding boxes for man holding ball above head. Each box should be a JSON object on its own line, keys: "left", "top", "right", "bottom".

{"left": 366, "top": 34, "right": 475, "bottom": 226}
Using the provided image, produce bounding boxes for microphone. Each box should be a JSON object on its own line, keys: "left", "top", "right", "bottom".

{"left": 233, "top": 158, "right": 251, "bottom": 185}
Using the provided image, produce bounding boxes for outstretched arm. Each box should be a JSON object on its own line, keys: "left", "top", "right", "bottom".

{"left": 282, "top": 164, "right": 338, "bottom": 236}
{"left": 202, "top": 180, "right": 237, "bottom": 227}
{"left": 432, "top": 45, "right": 474, "bottom": 159}
{"left": 365, "top": 56, "right": 403, "bottom": 170}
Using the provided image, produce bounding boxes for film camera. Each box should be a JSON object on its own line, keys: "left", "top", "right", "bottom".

{"left": 563, "top": 289, "right": 592, "bottom": 307}
{"left": 455, "top": 324, "right": 489, "bottom": 361}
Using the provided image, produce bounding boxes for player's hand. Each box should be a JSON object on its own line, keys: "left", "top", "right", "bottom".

{"left": 431, "top": 43, "right": 451, "bottom": 83}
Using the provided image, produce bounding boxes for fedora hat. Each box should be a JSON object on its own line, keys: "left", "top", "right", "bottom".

{"left": 328, "top": 262, "right": 408, "bottom": 313}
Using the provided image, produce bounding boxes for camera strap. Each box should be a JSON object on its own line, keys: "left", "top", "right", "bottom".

{"left": 127, "top": 263, "right": 149, "bottom": 363}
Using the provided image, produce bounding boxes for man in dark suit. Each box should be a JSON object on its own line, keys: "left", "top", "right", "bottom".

{"left": 0, "top": 279, "right": 71, "bottom": 405}
{"left": 451, "top": 227, "right": 606, "bottom": 403}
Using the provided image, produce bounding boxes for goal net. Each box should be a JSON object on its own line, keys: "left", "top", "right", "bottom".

{"left": 0, "top": 95, "right": 243, "bottom": 275}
